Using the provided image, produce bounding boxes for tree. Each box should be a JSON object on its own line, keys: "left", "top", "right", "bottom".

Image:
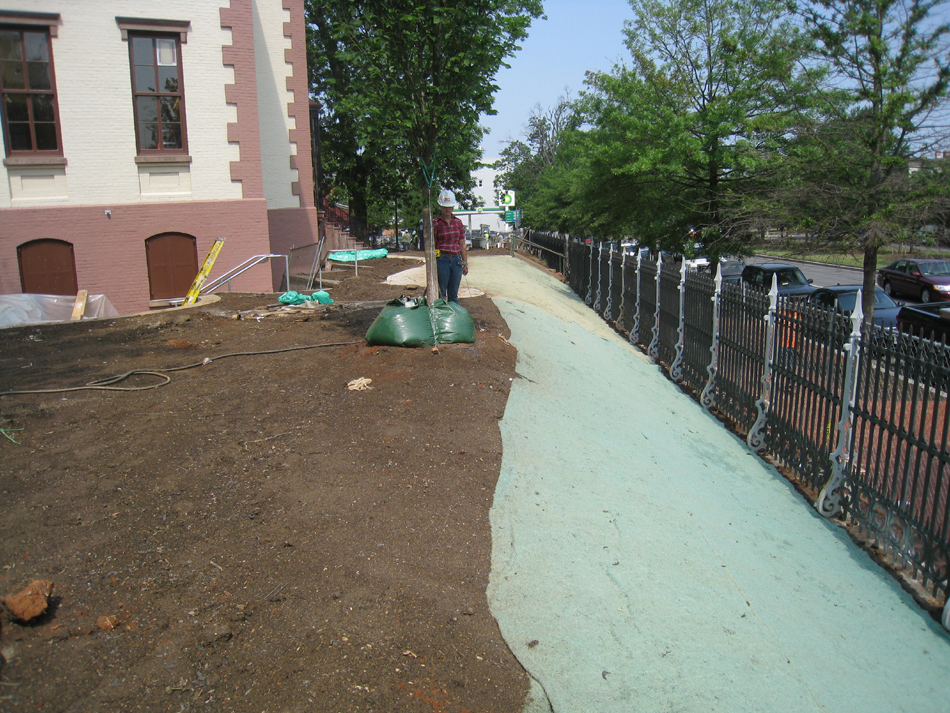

{"left": 574, "top": 0, "right": 815, "bottom": 257}
{"left": 493, "top": 96, "right": 577, "bottom": 222}
{"left": 784, "top": 0, "right": 950, "bottom": 316}
{"left": 307, "top": 3, "right": 377, "bottom": 241}
{"left": 308, "top": 1, "right": 542, "bottom": 300}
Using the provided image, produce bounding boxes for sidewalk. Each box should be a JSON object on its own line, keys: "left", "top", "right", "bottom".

{"left": 467, "top": 255, "right": 950, "bottom": 713}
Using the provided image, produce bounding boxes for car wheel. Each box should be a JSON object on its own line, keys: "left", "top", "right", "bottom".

{"left": 921, "top": 288, "right": 932, "bottom": 304}
{"left": 883, "top": 280, "right": 894, "bottom": 297}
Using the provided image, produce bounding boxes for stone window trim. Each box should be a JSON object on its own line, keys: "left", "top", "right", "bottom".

{"left": 0, "top": 11, "right": 61, "bottom": 36}
{"left": 3, "top": 155, "right": 66, "bottom": 167}
{"left": 116, "top": 17, "right": 190, "bottom": 44}
{"left": 134, "top": 154, "right": 192, "bottom": 165}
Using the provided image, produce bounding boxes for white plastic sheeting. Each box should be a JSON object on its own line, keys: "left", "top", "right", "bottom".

{"left": 0, "top": 294, "right": 119, "bottom": 329}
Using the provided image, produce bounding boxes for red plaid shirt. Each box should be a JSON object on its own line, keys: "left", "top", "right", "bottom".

{"left": 433, "top": 215, "right": 465, "bottom": 253}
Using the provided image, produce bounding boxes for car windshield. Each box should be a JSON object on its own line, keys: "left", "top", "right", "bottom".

{"left": 773, "top": 268, "right": 808, "bottom": 286}
{"left": 836, "top": 293, "right": 857, "bottom": 311}
{"left": 721, "top": 262, "right": 744, "bottom": 276}
{"left": 834, "top": 290, "right": 897, "bottom": 312}
{"left": 919, "top": 261, "right": 950, "bottom": 276}
{"left": 875, "top": 291, "right": 898, "bottom": 308}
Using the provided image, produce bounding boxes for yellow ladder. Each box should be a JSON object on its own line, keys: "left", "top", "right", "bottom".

{"left": 183, "top": 238, "right": 226, "bottom": 306}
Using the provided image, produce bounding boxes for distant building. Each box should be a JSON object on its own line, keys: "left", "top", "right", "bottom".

{"left": 0, "top": 0, "right": 318, "bottom": 314}
{"left": 462, "top": 162, "right": 508, "bottom": 235}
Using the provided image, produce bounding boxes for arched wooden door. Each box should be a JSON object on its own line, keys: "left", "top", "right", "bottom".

{"left": 18, "top": 239, "right": 78, "bottom": 295}
{"left": 145, "top": 233, "right": 198, "bottom": 300}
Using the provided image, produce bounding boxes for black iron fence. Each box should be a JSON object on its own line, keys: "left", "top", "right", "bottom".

{"left": 523, "top": 230, "right": 950, "bottom": 627}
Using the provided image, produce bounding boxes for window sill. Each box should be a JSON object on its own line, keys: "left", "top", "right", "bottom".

{"left": 135, "top": 154, "right": 193, "bottom": 165}
{"left": 3, "top": 155, "right": 67, "bottom": 168}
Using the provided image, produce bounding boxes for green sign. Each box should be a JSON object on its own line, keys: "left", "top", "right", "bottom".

{"left": 505, "top": 210, "right": 516, "bottom": 222}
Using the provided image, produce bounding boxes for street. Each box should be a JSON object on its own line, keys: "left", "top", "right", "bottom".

{"left": 749, "top": 255, "right": 927, "bottom": 304}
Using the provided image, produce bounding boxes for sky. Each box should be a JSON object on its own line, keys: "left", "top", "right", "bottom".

{"left": 479, "top": 0, "right": 635, "bottom": 160}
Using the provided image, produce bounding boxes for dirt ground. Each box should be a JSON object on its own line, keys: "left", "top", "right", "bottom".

{"left": 0, "top": 251, "right": 532, "bottom": 713}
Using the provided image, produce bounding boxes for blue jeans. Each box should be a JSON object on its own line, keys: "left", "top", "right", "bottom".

{"left": 436, "top": 253, "right": 464, "bottom": 303}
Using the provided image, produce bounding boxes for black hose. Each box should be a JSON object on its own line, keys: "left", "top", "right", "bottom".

{"left": 0, "top": 340, "right": 363, "bottom": 396}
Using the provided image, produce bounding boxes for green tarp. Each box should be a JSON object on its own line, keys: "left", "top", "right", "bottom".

{"left": 278, "top": 290, "right": 334, "bottom": 305}
{"left": 328, "top": 248, "right": 389, "bottom": 262}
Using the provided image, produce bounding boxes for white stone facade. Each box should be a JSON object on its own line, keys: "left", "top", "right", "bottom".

{"left": 1, "top": 1, "right": 244, "bottom": 208}
{"left": 0, "top": 0, "right": 318, "bottom": 314}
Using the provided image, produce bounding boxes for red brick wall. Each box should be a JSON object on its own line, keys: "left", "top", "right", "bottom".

{"left": 220, "top": 0, "right": 263, "bottom": 199}
{"left": 0, "top": 199, "right": 272, "bottom": 314}
{"left": 283, "top": 0, "right": 315, "bottom": 209}
{"left": 267, "top": 205, "right": 320, "bottom": 285}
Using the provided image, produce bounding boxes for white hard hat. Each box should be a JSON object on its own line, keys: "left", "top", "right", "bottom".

{"left": 437, "top": 189, "right": 457, "bottom": 207}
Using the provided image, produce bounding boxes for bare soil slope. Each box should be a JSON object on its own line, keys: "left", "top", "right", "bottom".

{"left": 0, "top": 253, "right": 529, "bottom": 713}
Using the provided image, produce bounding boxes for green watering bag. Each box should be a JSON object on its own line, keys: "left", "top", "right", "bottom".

{"left": 365, "top": 298, "right": 475, "bottom": 347}
{"left": 430, "top": 299, "right": 476, "bottom": 344}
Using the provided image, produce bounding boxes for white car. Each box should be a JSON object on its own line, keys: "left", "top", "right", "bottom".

{"left": 621, "top": 242, "right": 650, "bottom": 259}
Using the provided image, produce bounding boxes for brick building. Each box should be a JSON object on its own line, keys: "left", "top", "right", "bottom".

{"left": 0, "top": 0, "right": 318, "bottom": 314}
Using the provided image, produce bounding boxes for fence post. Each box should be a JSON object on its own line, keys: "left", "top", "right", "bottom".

{"left": 700, "top": 263, "right": 724, "bottom": 409}
{"left": 605, "top": 244, "right": 614, "bottom": 320}
{"left": 563, "top": 233, "right": 569, "bottom": 280}
{"left": 593, "top": 244, "right": 603, "bottom": 312}
{"left": 648, "top": 252, "right": 662, "bottom": 359}
{"left": 631, "top": 250, "right": 642, "bottom": 345}
{"left": 748, "top": 275, "right": 779, "bottom": 452}
{"left": 817, "top": 295, "right": 864, "bottom": 518}
{"left": 585, "top": 243, "right": 594, "bottom": 305}
{"left": 617, "top": 249, "right": 626, "bottom": 327}
{"left": 670, "top": 260, "right": 688, "bottom": 382}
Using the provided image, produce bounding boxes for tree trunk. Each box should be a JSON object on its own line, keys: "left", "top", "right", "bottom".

{"left": 349, "top": 187, "right": 369, "bottom": 243}
{"left": 863, "top": 244, "right": 879, "bottom": 323}
{"left": 423, "top": 185, "right": 438, "bottom": 302}
{"left": 393, "top": 194, "right": 399, "bottom": 249}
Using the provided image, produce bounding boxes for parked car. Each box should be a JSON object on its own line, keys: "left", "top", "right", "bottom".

{"left": 896, "top": 302, "right": 950, "bottom": 341}
{"left": 696, "top": 259, "right": 744, "bottom": 282}
{"left": 806, "top": 285, "right": 902, "bottom": 328}
{"left": 740, "top": 263, "right": 817, "bottom": 298}
{"left": 717, "top": 259, "right": 745, "bottom": 284}
{"left": 722, "top": 260, "right": 746, "bottom": 281}
{"left": 877, "top": 258, "right": 950, "bottom": 303}
{"left": 621, "top": 242, "right": 651, "bottom": 260}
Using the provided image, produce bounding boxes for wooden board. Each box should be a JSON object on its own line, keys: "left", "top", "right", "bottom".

{"left": 70, "top": 290, "right": 88, "bottom": 321}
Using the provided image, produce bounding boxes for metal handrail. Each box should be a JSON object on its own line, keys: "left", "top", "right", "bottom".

{"left": 202, "top": 254, "right": 289, "bottom": 294}
{"left": 308, "top": 232, "right": 328, "bottom": 290}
